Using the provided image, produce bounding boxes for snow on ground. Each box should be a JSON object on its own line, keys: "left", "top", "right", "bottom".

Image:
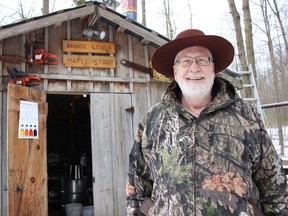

{"left": 267, "top": 127, "right": 288, "bottom": 159}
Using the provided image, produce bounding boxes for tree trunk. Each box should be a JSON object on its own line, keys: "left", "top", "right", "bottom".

{"left": 187, "top": 0, "right": 193, "bottom": 28}
{"left": 73, "top": 0, "right": 86, "bottom": 6}
{"left": 227, "top": 0, "right": 248, "bottom": 70}
{"left": 163, "top": 0, "right": 175, "bottom": 39}
{"left": 260, "top": 0, "right": 284, "bottom": 155}
{"left": 267, "top": 0, "right": 288, "bottom": 53}
{"left": 141, "top": 0, "right": 146, "bottom": 26}
{"left": 42, "top": 0, "right": 49, "bottom": 14}
{"left": 242, "top": 0, "right": 256, "bottom": 79}
{"left": 227, "top": 0, "right": 251, "bottom": 98}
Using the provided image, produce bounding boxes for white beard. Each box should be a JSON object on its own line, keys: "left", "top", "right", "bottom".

{"left": 177, "top": 72, "right": 215, "bottom": 101}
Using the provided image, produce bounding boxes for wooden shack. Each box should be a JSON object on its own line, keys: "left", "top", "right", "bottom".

{"left": 0, "top": 2, "right": 170, "bottom": 215}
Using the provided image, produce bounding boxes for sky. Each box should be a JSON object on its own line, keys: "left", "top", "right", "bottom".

{"left": 142, "top": 0, "right": 231, "bottom": 36}
{"left": 0, "top": 0, "right": 234, "bottom": 38}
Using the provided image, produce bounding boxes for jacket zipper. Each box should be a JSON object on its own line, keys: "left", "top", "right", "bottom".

{"left": 191, "top": 123, "right": 196, "bottom": 216}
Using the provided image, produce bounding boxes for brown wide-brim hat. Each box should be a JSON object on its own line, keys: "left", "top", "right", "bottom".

{"left": 151, "top": 29, "right": 234, "bottom": 78}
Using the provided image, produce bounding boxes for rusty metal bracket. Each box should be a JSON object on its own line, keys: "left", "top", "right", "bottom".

{"left": 125, "top": 106, "right": 135, "bottom": 113}
{"left": 120, "top": 59, "right": 152, "bottom": 76}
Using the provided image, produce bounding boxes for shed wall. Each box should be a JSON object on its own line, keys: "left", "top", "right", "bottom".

{"left": 0, "top": 8, "right": 169, "bottom": 215}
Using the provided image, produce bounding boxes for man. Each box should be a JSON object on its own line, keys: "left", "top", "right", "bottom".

{"left": 126, "top": 29, "right": 288, "bottom": 215}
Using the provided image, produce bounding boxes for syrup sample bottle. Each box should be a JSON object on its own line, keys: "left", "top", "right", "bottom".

{"left": 25, "top": 125, "right": 29, "bottom": 137}
{"left": 20, "top": 124, "right": 24, "bottom": 137}
{"left": 33, "top": 125, "right": 37, "bottom": 137}
{"left": 29, "top": 125, "right": 33, "bottom": 137}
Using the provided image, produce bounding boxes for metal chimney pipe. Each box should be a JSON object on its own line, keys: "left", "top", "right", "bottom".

{"left": 121, "top": 0, "right": 137, "bottom": 21}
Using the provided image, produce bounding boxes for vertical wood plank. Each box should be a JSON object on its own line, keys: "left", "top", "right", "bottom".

{"left": 90, "top": 93, "right": 114, "bottom": 215}
{"left": 109, "top": 25, "right": 115, "bottom": 92}
{"left": 0, "top": 40, "right": 3, "bottom": 214}
{"left": 44, "top": 27, "right": 49, "bottom": 90}
{"left": 7, "top": 84, "right": 48, "bottom": 216}
{"left": 1, "top": 91, "right": 8, "bottom": 216}
{"left": 66, "top": 20, "right": 72, "bottom": 91}
{"left": 90, "top": 93, "right": 133, "bottom": 216}
{"left": 112, "top": 94, "right": 133, "bottom": 216}
{"left": 132, "top": 83, "right": 149, "bottom": 133}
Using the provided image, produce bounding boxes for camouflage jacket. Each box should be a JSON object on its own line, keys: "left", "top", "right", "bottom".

{"left": 126, "top": 77, "right": 288, "bottom": 216}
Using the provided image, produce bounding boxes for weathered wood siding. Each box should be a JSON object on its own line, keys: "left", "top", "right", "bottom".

{"left": 7, "top": 84, "right": 48, "bottom": 216}
{"left": 90, "top": 93, "right": 134, "bottom": 216}
{"left": 0, "top": 3, "right": 169, "bottom": 215}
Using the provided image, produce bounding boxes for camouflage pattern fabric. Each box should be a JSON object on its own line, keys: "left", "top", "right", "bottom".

{"left": 126, "top": 77, "right": 288, "bottom": 215}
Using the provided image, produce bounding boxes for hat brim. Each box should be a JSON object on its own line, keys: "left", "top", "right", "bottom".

{"left": 151, "top": 35, "right": 234, "bottom": 78}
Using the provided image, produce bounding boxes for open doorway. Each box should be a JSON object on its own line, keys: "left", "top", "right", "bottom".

{"left": 47, "top": 94, "right": 93, "bottom": 215}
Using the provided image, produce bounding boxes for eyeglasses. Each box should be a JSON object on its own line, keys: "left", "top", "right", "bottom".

{"left": 174, "top": 56, "right": 213, "bottom": 67}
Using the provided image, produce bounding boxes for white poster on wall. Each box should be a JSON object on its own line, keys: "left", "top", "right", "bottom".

{"left": 18, "top": 100, "right": 39, "bottom": 139}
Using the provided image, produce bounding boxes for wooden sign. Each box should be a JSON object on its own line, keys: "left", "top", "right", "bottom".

{"left": 63, "top": 40, "right": 115, "bottom": 54}
{"left": 63, "top": 55, "right": 116, "bottom": 68}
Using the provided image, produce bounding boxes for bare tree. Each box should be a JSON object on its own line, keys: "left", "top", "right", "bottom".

{"left": 187, "top": 0, "right": 193, "bottom": 28}
{"left": 259, "top": 0, "right": 284, "bottom": 154}
{"left": 228, "top": 0, "right": 248, "bottom": 70}
{"left": 0, "top": 0, "right": 38, "bottom": 23}
{"left": 242, "top": 0, "right": 256, "bottom": 79}
{"left": 73, "top": 0, "right": 86, "bottom": 6}
{"left": 267, "top": 0, "right": 288, "bottom": 53}
{"left": 227, "top": 0, "right": 251, "bottom": 99}
{"left": 141, "top": 0, "right": 146, "bottom": 26}
{"left": 163, "top": 0, "right": 175, "bottom": 39}
{"left": 42, "top": 0, "right": 49, "bottom": 14}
